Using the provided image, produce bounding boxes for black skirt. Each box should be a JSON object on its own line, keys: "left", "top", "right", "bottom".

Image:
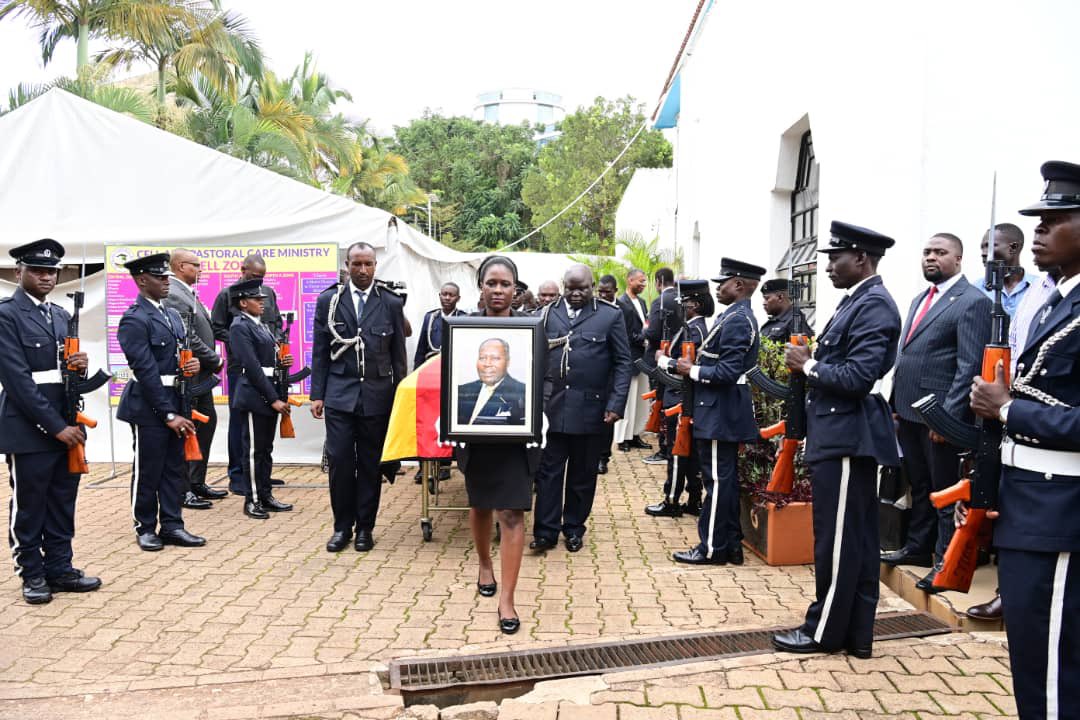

{"left": 462, "top": 443, "right": 533, "bottom": 511}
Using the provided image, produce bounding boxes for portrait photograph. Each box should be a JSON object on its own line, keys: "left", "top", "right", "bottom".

{"left": 441, "top": 316, "right": 545, "bottom": 443}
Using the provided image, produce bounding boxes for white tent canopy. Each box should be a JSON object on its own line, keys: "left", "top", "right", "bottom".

{"left": 0, "top": 89, "right": 579, "bottom": 463}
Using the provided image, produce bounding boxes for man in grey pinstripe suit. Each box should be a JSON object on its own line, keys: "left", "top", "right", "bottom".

{"left": 882, "top": 233, "right": 992, "bottom": 590}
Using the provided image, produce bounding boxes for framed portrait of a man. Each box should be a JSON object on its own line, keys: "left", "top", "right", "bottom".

{"left": 440, "top": 315, "right": 545, "bottom": 443}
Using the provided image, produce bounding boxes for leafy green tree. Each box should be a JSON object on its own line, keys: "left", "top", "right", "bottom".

{"left": 522, "top": 96, "right": 672, "bottom": 254}
{"left": 391, "top": 113, "right": 537, "bottom": 248}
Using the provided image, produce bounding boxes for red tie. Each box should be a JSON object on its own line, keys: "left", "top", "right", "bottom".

{"left": 905, "top": 286, "right": 937, "bottom": 343}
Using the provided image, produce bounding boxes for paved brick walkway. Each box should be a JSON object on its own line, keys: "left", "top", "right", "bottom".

{"left": 0, "top": 449, "right": 1012, "bottom": 719}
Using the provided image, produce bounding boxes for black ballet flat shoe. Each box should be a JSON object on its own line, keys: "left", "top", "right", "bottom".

{"left": 477, "top": 576, "right": 498, "bottom": 598}
{"left": 499, "top": 615, "right": 521, "bottom": 635}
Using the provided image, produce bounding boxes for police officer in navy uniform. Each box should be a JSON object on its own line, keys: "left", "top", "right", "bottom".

{"left": 665, "top": 261, "right": 762, "bottom": 565}
{"left": 413, "top": 282, "right": 465, "bottom": 368}
{"left": 645, "top": 280, "right": 713, "bottom": 518}
{"left": 969, "top": 160, "right": 1080, "bottom": 719}
{"left": 116, "top": 253, "right": 207, "bottom": 551}
{"left": 773, "top": 222, "right": 901, "bottom": 658}
{"left": 759, "top": 278, "right": 815, "bottom": 342}
{"left": 0, "top": 239, "right": 102, "bottom": 604}
{"left": 227, "top": 279, "right": 294, "bottom": 520}
{"left": 531, "top": 264, "right": 633, "bottom": 553}
{"left": 311, "top": 242, "right": 407, "bottom": 553}
{"left": 642, "top": 268, "right": 680, "bottom": 465}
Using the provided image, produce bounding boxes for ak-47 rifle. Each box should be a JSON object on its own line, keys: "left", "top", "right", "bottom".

{"left": 642, "top": 296, "right": 673, "bottom": 434}
{"left": 275, "top": 311, "right": 311, "bottom": 439}
{"left": 177, "top": 300, "right": 219, "bottom": 461}
{"left": 757, "top": 278, "right": 809, "bottom": 494}
{"left": 662, "top": 285, "right": 695, "bottom": 458}
{"left": 62, "top": 243, "right": 111, "bottom": 473}
{"left": 915, "top": 176, "right": 1013, "bottom": 593}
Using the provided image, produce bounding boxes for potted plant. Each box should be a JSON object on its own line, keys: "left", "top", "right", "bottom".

{"left": 738, "top": 338, "right": 815, "bottom": 565}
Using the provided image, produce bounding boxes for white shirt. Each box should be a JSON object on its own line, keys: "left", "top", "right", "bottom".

{"left": 627, "top": 293, "right": 646, "bottom": 325}
{"left": 350, "top": 281, "right": 370, "bottom": 318}
{"left": 1055, "top": 272, "right": 1080, "bottom": 302}
{"left": 925, "top": 271, "right": 963, "bottom": 308}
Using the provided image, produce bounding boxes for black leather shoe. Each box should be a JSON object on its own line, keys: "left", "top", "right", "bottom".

{"left": 48, "top": 569, "right": 102, "bottom": 593}
{"left": 880, "top": 547, "right": 933, "bottom": 567}
{"left": 628, "top": 436, "right": 652, "bottom": 450}
{"left": 915, "top": 564, "right": 945, "bottom": 593}
{"left": 477, "top": 571, "right": 497, "bottom": 597}
{"left": 160, "top": 528, "right": 206, "bottom": 547}
{"left": 192, "top": 483, "right": 227, "bottom": 500}
{"left": 617, "top": 441, "right": 632, "bottom": 452}
{"left": 680, "top": 503, "right": 702, "bottom": 517}
{"left": 965, "top": 592, "right": 1003, "bottom": 620}
{"left": 137, "top": 533, "right": 163, "bottom": 551}
{"left": 499, "top": 615, "right": 521, "bottom": 635}
{"left": 438, "top": 467, "right": 452, "bottom": 481}
{"left": 645, "top": 501, "right": 682, "bottom": 517}
{"left": 846, "top": 644, "right": 873, "bottom": 659}
{"left": 244, "top": 500, "right": 269, "bottom": 519}
{"left": 772, "top": 628, "right": 824, "bottom": 654}
{"left": 673, "top": 548, "right": 726, "bottom": 565}
{"left": 260, "top": 495, "right": 293, "bottom": 512}
{"left": 22, "top": 577, "right": 52, "bottom": 605}
{"left": 728, "top": 545, "right": 745, "bottom": 566}
{"left": 326, "top": 531, "right": 351, "bottom": 552}
{"left": 529, "top": 537, "right": 557, "bottom": 552}
{"left": 271, "top": 478, "right": 285, "bottom": 486}
{"left": 642, "top": 452, "right": 669, "bottom": 465}
{"left": 182, "top": 491, "right": 212, "bottom": 510}
{"left": 354, "top": 530, "right": 374, "bottom": 552}
{"left": 597, "top": 459, "right": 609, "bottom": 475}
{"left": 565, "top": 536, "right": 584, "bottom": 553}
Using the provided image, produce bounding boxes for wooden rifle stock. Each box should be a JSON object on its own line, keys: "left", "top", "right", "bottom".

{"left": 765, "top": 438, "right": 799, "bottom": 494}
{"left": 643, "top": 340, "right": 673, "bottom": 433}
{"left": 183, "top": 409, "right": 211, "bottom": 462}
{"left": 759, "top": 420, "right": 786, "bottom": 440}
{"left": 277, "top": 341, "right": 302, "bottom": 439}
{"left": 666, "top": 341, "right": 696, "bottom": 458}
{"left": 64, "top": 337, "right": 80, "bottom": 370}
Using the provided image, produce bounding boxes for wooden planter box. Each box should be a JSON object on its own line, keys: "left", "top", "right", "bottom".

{"left": 740, "top": 494, "right": 815, "bottom": 566}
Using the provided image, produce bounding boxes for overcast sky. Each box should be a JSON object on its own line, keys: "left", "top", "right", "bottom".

{"left": 0, "top": 0, "right": 699, "bottom": 133}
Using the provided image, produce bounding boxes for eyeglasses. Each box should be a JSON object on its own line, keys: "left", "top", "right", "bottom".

{"left": 181, "top": 261, "right": 202, "bottom": 269}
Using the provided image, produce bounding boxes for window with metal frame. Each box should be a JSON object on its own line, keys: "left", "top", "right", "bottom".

{"left": 776, "top": 130, "right": 819, "bottom": 327}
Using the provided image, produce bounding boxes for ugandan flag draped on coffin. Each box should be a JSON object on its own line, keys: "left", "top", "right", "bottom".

{"left": 381, "top": 355, "right": 453, "bottom": 462}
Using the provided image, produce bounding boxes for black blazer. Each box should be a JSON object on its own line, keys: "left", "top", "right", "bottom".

{"left": 456, "top": 375, "right": 527, "bottom": 426}
{"left": 228, "top": 315, "right": 281, "bottom": 417}
{"left": 211, "top": 283, "right": 283, "bottom": 373}
{"left": 616, "top": 292, "right": 648, "bottom": 361}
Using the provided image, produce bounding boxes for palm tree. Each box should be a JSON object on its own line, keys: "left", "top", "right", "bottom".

{"left": 573, "top": 231, "right": 682, "bottom": 305}
{"left": 2, "top": 65, "right": 153, "bottom": 122}
{"left": 96, "top": 0, "right": 262, "bottom": 105}
{"left": 0, "top": 0, "right": 112, "bottom": 71}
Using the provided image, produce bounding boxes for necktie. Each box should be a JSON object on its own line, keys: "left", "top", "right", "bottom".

{"left": 159, "top": 306, "right": 176, "bottom": 335}
{"left": 355, "top": 290, "right": 365, "bottom": 320}
{"left": 905, "top": 286, "right": 937, "bottom": 343}
{"left": 39, "top": 303, "right": 51, "bottom": 324}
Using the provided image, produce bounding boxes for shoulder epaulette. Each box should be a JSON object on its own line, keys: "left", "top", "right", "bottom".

{"left": 0, "top": 296, "right": 12, "bottom": 304}
{"left": 319, "top": 282, "right": 343, "bottom": 296}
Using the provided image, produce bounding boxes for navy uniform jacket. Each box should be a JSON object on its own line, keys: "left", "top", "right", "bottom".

{"left": 617, "top": 293, "right": 648, "bottom": 361}
{"left": 662, "top": 315, "right": 708, "bottom": 410}
{"left": 760, "top": 307, "right": 815, "bottom": 343}
{"left": 116, "top": 296, "right": 186, "bottom": 426}
{"left": 456, "top": 375, "right": 527, "bottom": 426}
{"left": 414, "top": 307, "right": 465, "bottom": 368}
{"left": 643, "top": 287, "right": 680, "bottom": 367}
{"left": 542, "top": 298, "right": 633, "bottom": 435}
{"left": 0, "top": 288, "right": 72, "bottom": 453}
{"left": 995, "top": 280, "right": 1080, "bottom": 552}
{"left": 310, "top": 283, "right": 407, "bottom": 416}
{"left": 211, "top": 283, "right": 283, "bottom": 373}
{"left": 228, "top": 315, "right": 280, "bottom": 417}
{"left": 690, "top": 299, "right": 759, "bottom": 442}
{"left": 803, "top": 276, "right": 901, "bottom": 465}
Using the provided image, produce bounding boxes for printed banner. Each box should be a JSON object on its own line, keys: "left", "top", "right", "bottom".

{"left": 104, "top": 243, "right": 339, "bottom": 405}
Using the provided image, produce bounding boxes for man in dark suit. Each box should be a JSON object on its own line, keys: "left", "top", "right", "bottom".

{"left": 615, "top": 268, "right": 651, "bottom": 452}
{"left": 531, "top": 264, "right": 633, "bottom": 553}
{"left": 536, "top": 280, "right": 561, "bottom": 309}
{"left": 969, "top": 160, "right": 1080, "bottom": 719}
{"left": 0, "top": 239, "right": 103, "bottom": 604}
{"left": 668, "top": 263, "right": 763, "bottom": 564}
{"left": 773, "top": 222, "right": 901, "bottom": 659}
{"left": 760, "top": 278, "right": 815, "bottom": 342}
{"left": 456, "top": 338, "right": 527, "bottom": 425}
{"left": 165, "top": 249, "right": 226, "bottom": 510}
{"left": 211, "top": 253, "right": 283, "bottom": 496}
{"left": 882, "top": 234, "right": 991, "bottom": 589}
{"left": 642, "top": 267, "right": 680, "bottom": 465}
{"left": 116, "top": 253, "right": 206, "bottom": 552}
{"left": 311, "top": 242, "right": 407, "bottom": 553}
{"left": 413, "top": 282, "right": 465, "bottom": 368}
{"left": 596, "top": 275, "right": 621, "bottom": 473}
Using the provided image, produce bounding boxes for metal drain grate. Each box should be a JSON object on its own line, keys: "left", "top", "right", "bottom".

{"left": 390, "top": 611, "right": 950, "bottom": 691}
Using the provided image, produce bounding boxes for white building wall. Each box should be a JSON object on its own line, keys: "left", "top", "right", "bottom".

{"left": 671, "top": 0, "right": 1080, "bottom": 325}
{"left": 614, "top": 167, "right": 677, "bottom": 253}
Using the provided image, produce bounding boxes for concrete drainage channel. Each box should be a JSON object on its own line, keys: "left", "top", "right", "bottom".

{"left": 387, "top": 611, "right": 951, "bottom": 708}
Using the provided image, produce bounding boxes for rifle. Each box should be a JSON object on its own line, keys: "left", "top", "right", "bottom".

{"left": 642, "top": 295, "right": 674, "bottom": 434}
{"left": 61, "top": 245, "right": 111, "bottom": 473}
{"left": 275, "top": 311, "right": 311, "bottom": 439}
{"left": 915, "top": 257, "right": 1014, "bottom": 592}
{"left": 758, "top": 278, "right": 809, "bottom": 494}
{"left": 662, "top": 285, "right": 695, "bottom": 458}
{"left": 176, "top": 305, "right": 219, "bottom": 461}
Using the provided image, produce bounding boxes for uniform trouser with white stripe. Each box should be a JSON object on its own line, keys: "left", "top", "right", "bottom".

{"left": 245, "top": 413, "right": 278, "bottom": 501}
{"left": 694, "top": 439, "right": 739, "bottom": 559}
{"left": 663, "top": 413, "right": 701, "bottom": 506}
{"left": 999, "top": 549, "right": 1079, "bottom": 720}
{"left": 7, "top": 452, "right": 78, "bottom": 581}
{"left": 129, "top": 423, "right": 186, "bottom": 536}
{"left": 801, "top": 456, "right": 879, "bottom": 651}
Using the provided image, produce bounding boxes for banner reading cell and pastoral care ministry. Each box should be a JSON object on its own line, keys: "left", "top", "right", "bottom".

{"left": 104, "top": 243, "right": 339, "bottom": 405}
